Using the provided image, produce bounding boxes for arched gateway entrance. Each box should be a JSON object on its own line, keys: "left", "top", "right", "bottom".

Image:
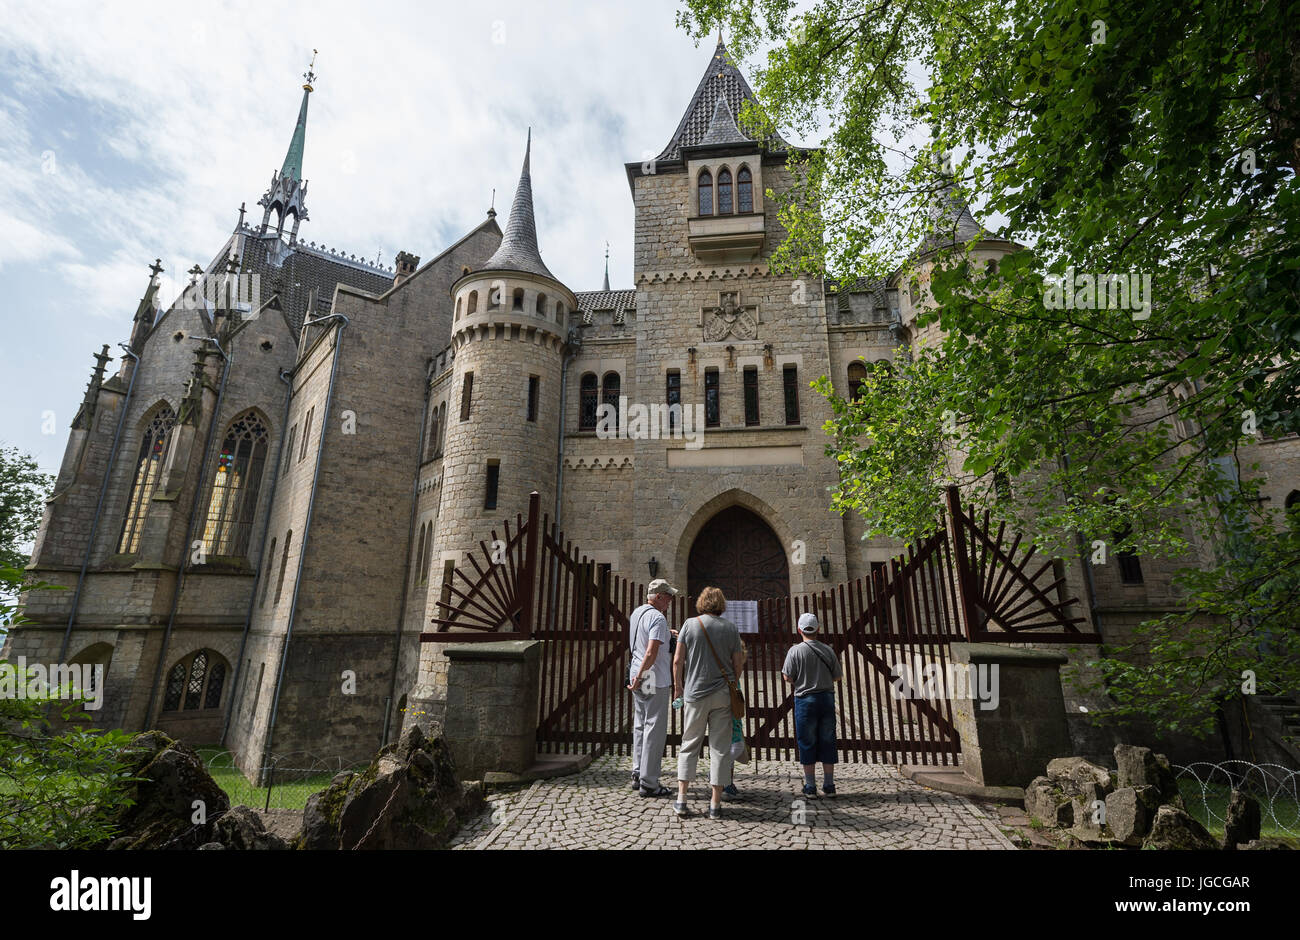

{"left": 686, "top": 506, "right": 790, "bottom": 601}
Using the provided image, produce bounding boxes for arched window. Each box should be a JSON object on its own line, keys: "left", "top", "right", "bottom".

{"left": 698, "top": 169, "right": 713, "bottom": 216}
{"left": 847, "top": 362, "right": 868, "bottom": 400}
{"left": 202, "top": 410, "right": 270, "bottom": 559}
{"left": 717, "top": 167, "right": 733, "bottom": 214}
{"left": 536, "top": 293, "right": 548, "bottom": 317}
{"left": 162, "top": 649, "right": 228, "bottom": 712}
{"left": 455, "top": 296, "right": 462, "bottom": 320}
{"left": 512, "top": 287, "right": 525, "bottom": 311}
{"left": 556, "top": 301, "right": 565, "bottom": 324}
{"left": 437, "top": 402, "right": 448, "bottom": 456}
{"left": 737, "top": 166, "right": 753, "bottom": 213}
{"left": 579, "top": 373, "right": 598, "bottom": 431}
{"left": 423, "top": 522, "right": 434, "bottom": 584}
{"left": 427, "top": 402, "right": 441, "bottom": 461}
{"left": 601, "top": 372, "right": 621, "bottom": 426}
{"left": 118, "top": 404, "right": 176, "bottom": 554}
{"left": 467, "top": 290, "right": 478, "bottom": 315}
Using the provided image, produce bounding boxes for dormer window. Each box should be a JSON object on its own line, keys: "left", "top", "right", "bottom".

{"left": 698, "top": 169, "right": 713, "bottom": 216}
{"left": 738, "top": 166, "right": 752, "bottom": 213}
{"left": 718, "top": 168, "right": 733, "bottom": 214}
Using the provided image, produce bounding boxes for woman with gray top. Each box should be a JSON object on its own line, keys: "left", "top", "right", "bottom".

{"left": 672, "top": 586, "right": 746, "bottom": 819}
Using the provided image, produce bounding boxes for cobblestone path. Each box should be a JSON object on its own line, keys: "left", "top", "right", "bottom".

{"left": 451, "top": 754, "right": 1015, "bottom": 850}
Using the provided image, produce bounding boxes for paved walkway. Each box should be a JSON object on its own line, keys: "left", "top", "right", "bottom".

{"left": 451, "top": 755, "right": 1016, "bottom": 850}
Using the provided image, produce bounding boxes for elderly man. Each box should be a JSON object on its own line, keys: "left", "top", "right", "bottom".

{"left": 627, "top": 577, "right": 679, "bottom": 797}
{"left": 782, "top": 612, "right": 842, "bottom": 798}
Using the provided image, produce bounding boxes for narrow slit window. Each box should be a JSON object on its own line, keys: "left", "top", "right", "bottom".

{"left": 783, "top": 365, "right": 800, "bottom": 425}
{"left": 527, "top": 375, "right": 539, "bottom": 422}
{"left": 704, "top": 368, "right": 720, "bottom": 428}
{"left": 717, "top": 168, "right": 733, "bottom": 214}
{"left": 698, "top": 169, "right": 713, "bottom": 216}
{"left": 460, "top": 372, "right": 474, "bottom": 421}
{"left": 666, "top": 370, "right": 681, "bottom": 431}
{"left": 484, "top": 461, "right": 500, "bottom": 510}
{"left": 743, "top": 366, "right": 759, "bottom": 426}
{"left": 737, "top": 166, "right": 752, "bottom": 213}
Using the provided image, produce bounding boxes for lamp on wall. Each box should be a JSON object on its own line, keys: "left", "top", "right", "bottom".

{"left": 818, "top": 556, "right": 831, "bottom": 579}
{"left": 648, "top": 557, "right": 659, "bottom": 579}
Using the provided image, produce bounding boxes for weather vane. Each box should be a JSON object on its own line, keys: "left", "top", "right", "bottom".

{"left": 303, "top": 48, "right": 318, "bottom": 90}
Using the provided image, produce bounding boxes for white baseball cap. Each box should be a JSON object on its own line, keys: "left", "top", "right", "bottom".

{"left": 798, "top": 613, "right": 819, "bottom": 634}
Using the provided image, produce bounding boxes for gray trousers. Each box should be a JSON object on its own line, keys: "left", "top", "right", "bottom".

{"left": 676, "top": 686, "right": 734, "bottom": 787}
{"left": 631, "top": 687, "right": 670, "bottom": 788}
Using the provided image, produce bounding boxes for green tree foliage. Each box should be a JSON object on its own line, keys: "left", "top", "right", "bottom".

{"left": 0, "top": 444, "right": 54, "bottom": 571}
{"left": 678, "top": 0, "right": 1299, "bottom": 733}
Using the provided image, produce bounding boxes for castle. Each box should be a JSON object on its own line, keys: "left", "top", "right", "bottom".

{"left": 9, "top": 41, "right": 1298, "bottom": 770}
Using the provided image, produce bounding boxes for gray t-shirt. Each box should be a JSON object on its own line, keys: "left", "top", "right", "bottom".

{"left": 678, "top": 614, "right": 742, "bottom": 702}
{"left": 628, "top": 603, "right": 671, "bottom": 689}
{"left": 782, "top": 639, "right": 842, "bottom": 697}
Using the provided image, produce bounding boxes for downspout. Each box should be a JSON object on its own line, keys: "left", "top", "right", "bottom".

{"left": 260, "top": 313, "right": 349, "bottom": 768}
{"left": 221, "top": 364, "right": 294, "bottom": 746}
{"left": 57, "top": 343, "right": 140, "bottom": 662}
{"left": 142, "top": 333, "right": 231, "bottom": 725}
{"left": 381, "top": 356, "right": 435, "bottom": 748}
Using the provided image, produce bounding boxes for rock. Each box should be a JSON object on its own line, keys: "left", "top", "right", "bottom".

{"left": 296, "top": 727, "right": 476, "bottom": 850}
{"left": 1142, "top": 804, "right": 1217, "bottom": 850}
{"left": 1114, "top": 745, "right": 1180, "bottom": 805}
{"left": 1106, "top": 787, "right": 1158, "bottom": 846}
{"left": 1025, "top": 777, "right": 1074, "bottom": 827}
{"left": 198, "top": 842, "right": 225, "bottom": 850}
{"left": 1046, "top": 756, "right": 1115, "bottom": 796}
{"left": 105, "top": 732, "right": 231, "bottom": 850}
{"left": 1221, "top": 790, "right": 1262, "bottom": 850}
{"left": 212, "top": 805, "right": 290, "bottom": 851}
{"left": 1239, "top": 837, "right": 1293, "bottom": 850}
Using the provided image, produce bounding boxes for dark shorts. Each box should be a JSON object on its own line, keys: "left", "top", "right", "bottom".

{"left": 793, "top": 689, "right": 837, "bottom": 765}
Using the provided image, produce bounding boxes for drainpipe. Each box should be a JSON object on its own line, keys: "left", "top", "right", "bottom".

{"left": 260, "top": 313, "right": 349, "bottom": 768}
{"left": 221, "top": 365, "right": 293, "bottom": 745}
{"left": 381, "top": 356, "right": 435, "bottom": 748}
{"left": 142, "top": 334, "right": 231, "bottom": 726}
{"left": 57, "top": 343, "right": 140, "bottom": 662}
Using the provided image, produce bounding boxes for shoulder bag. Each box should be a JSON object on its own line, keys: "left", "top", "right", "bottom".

{"left": 694, "top": 617, "right": 746, "bottom": 718}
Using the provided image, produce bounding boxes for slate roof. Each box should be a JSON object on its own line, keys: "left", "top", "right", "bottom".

{"left": 575, "top": 289, "right": 636, "bottom": 325}
{"left": 697, "top": 95, "right": 750, "bottom": 147}
{"left": 918, "top": 178, "right": 993, "bottom": 254}
{"left": 481, "top": 131, "right": 556, "bottom": 281}
{"left": 655, "top": 39, "right": 790, "bottom": 162}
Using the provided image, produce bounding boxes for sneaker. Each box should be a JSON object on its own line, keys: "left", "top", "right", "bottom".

{"left": 639, "top": 785, "right": 671, "bottom": 798}
{"left": 723, "top": 784, "right": 739, "bottom": 798}
{"left": 673, "top": 801, "right": 690, "bottom": 817}
{"left": 630, "top": 772, "right": 640, "bottom": 790}
{"left": 822, "top": 783, "right": 837, "bottom": 798}
{"left": 708, "top": 805, "right": 723, "bottom": 819}
{"left": 802, "top": 783, "right": 818, "bottom": 798}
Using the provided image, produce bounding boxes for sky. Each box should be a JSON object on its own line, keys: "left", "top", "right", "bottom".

{"left": 0, "top": 0, "right": 805, "bottom": 477}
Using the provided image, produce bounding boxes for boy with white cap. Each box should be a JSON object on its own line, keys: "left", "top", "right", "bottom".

{"left": 782, "top": 612, "right": 842, "bottom": 797}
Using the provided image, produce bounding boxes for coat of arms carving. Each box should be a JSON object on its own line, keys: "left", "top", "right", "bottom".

{"left": 702, "top": 291, "right": 758, "bottom": 342}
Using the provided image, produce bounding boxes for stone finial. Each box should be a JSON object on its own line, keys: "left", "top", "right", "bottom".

{"left": 71, "top": 345, "right": 112, "bottom": 430}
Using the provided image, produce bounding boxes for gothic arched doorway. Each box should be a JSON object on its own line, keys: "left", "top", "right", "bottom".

{"left": 686, "top": 505, "right": 790, "bottom": 602}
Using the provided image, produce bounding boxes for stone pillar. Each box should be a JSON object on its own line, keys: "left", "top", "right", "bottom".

{"left": 443, "top": 640, "right": 541, "bottom": 779}
{"left": 949, "top": 642, "right": 1072, "bottom": 788}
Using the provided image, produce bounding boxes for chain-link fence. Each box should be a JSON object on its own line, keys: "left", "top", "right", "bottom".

{"left": 200, "top": 749, "right": 369, "bottom": 812}
{"left": 1174, "top": 760, "right": 1299, "bottom": 839}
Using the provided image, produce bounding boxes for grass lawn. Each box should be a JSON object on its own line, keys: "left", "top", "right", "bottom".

{"left": 196, "top": 748, "right": 353, "bottom": 812}
{"left": 1179, "top": 778, "right": 1300, "bottom": 843}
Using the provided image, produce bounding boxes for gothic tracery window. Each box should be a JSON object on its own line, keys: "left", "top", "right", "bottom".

{"left": 737, "top": 166, "right": 753, "bottom": 213}
{"left": 201, "top": 411, "right": 270, "bottom": 559}
{"left": 601, "top": 372, "right": 621, "bottom": 426}
{"left": 162, "top": 648, "right": 227, "bottom": 712}
{"left": 579, "top": 373, "right": 598, "bottom": 431}
{"left": 718, "top": 167, "right": 733, "bottom": 214}
{"left": 698, "top": 169, "right": 713, "bottom": 216}
{"left": 118, "top": 404, "right": 176, "bottom": 554}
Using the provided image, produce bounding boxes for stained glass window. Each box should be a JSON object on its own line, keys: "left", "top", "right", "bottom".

{"left": 162, "top": 649, "right": 227, "bottom": 712}
{"left": 163, "top": 662, "right": 185, "bottom": 711}
{"left": 117, "top": 405, "right": 176, "bottom": 554}
{"left": 705, "top": 369, "right": 720, "bottom": 428}
{"left": 738, "top": 166, "right": 753, "bottom": 213}
{"left": 601, "top": 373, "right": 621, "bottom": 426}
{"left": 698, "top": 169, "right": 713, "bottom": 216}
{"left": 201, "top": 411, "right": 269, "bottom": 559}
{"left": 718, "top": 168, "right": 733, "bottom": 214}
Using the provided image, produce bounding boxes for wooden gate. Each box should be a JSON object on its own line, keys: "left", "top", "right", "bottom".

{"left": 422, "top": 487, "right": 1100, "bottom": 764}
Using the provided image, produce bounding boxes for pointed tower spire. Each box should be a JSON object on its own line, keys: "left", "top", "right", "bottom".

{"left": 481, "top": 129, "right": 555, "bottom": 279}
{"left": 602, "top": 242, "right": 611, "bottom": 291}
{"left": 257, "top": 52, "right": 316, "bottom": 244}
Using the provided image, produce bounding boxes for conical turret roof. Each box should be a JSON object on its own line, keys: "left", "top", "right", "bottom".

{"left": 655, "top": 39, "right": 788, "bottom": 162}
{"left": 280, "top": 86, "right": 310, "bottom": 181}
{"left": 481, "top": 130, "right": 556, "bottom": 280}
